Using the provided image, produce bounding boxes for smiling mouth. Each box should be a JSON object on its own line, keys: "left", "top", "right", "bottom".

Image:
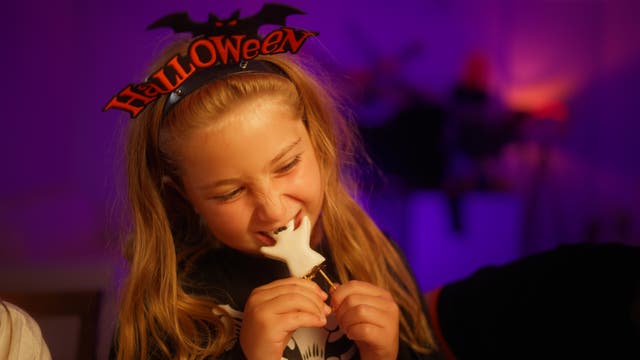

{"left": 273, "top": 225, "right": 288, "bottom": 235}
{"left": 259, "top": 214, "right": 300, "bottom": 242}
{"left": 259, "top": 224, "right": 289, "bottom": 240}
{"left": 257, "top": 224, "right": 288, "bottom": 245}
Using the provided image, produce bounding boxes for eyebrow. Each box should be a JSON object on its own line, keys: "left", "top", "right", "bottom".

{"left": 197, "top": 137, "right": 302, "bottom": 191}
{"left": 270, "top": 137, "right": 302, "bottom": 166}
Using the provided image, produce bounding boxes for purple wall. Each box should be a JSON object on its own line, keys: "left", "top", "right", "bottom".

{"left": 2, "top": 0, "right": 639, "bottom": 272}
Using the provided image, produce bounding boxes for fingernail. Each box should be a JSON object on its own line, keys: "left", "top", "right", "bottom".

{"left": 323, "top": 304, "right": 332, "bottom": 315}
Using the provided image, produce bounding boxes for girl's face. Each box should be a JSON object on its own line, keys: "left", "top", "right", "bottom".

{"left": 177, "top": 95, "right": 324, "bottom": 255}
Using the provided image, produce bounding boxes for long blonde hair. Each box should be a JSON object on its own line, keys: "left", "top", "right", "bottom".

{"left": 117, "top": 39, "right": 437, "bottom": 359}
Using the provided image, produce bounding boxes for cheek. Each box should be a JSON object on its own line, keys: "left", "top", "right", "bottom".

{"left": 295, "top": 156, "right": 324, "bottom": 209}
{"left": 198, "top": 204, "right": 250, "bottom": 242}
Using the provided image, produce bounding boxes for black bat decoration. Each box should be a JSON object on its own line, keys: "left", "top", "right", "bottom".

{"left": 147, "top": 3, "right": 305, "bottom": 37}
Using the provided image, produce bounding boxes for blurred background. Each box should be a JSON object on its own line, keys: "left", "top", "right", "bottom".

{"left": 1, "top": 0, "right": 639, "bottom": 358}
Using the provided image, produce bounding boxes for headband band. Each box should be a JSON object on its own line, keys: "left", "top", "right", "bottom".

{"left": 103, "top": 3, "right": 318, "bottom": 118}
{"left": 163, "top": 60, "right": 286, "bottom": 115}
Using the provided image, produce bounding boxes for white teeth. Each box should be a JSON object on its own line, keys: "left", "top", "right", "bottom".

{"left": 272, "top": 219, "right": 295, "bottom": 241}
{"left": 271, "top": 218, "right": 295, "bottom": 238}
{"left": 273, "top": 225, "right": 288, "bottom": 236}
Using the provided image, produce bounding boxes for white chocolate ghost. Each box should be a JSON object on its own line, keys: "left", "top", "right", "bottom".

{"left": 260, "top": 216, "right": 326, "bottom": 277}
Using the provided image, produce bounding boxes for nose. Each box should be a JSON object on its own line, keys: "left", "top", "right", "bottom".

{"left": 253, "top": 184, "right": 287, "bottom": 224}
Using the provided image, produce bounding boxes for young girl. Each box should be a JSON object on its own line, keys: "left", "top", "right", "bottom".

{"left": 111, "top": 10, "right": 441, "bottom": 359}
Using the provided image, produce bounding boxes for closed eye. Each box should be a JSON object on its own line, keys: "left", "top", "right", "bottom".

{"left": 211, "top": 187, "right": 244, "bottom": 202}
{"left": 276, "top": 155, "right": 301, "bottom": 174}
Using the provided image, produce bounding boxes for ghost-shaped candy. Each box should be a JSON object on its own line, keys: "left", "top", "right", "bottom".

{"left": 260, "top": 216, "right": 326, "bottom": 277}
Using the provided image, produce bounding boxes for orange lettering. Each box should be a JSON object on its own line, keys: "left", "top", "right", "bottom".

{"left": 210, "top": 35, "right": 244, "bottom": 64}
{"left": 138, "top": 83, "right": 165, "bottom": 98}
{"left": 278, "top": 27, "right": 317, "bottom": 54}
{"left": 189, "top": 39, "right": 217, "bottom": 68}
{"left": 165, "top": 55, "right": 196, "bottom": 87}
{"left": 262, "top": 30, "right": 284, "bottom": 54}
{"left": 242, "top": 39, "right": 261, "bottom": 59}
{"left": 104, "top": 86, "right": 155, "bottom": 118}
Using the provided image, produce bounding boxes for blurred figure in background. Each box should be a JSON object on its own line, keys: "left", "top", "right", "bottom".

{"left": 426, "top": 242, "right": 640, "bottom": 359}
{"left": 0, "top": 300, "right": 51, "bottom": 360}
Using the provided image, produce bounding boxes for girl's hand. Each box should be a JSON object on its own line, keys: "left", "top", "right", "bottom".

{"left": 239, "top": 277, "right": 331, "bottom": 360}
{"left": 330, "top": 280, "right": 400, "bottom": 360}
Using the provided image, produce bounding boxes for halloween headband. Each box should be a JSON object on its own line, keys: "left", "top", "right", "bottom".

{"left": 103, "top": 3, "right": 318, "bottom": 118}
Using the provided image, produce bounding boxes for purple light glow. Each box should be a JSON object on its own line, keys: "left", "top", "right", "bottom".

{"left": 1, "top": 0, "right": 639, "bottom": 271}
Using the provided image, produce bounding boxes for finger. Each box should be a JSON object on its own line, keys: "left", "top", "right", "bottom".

{"left": 276, "top": 311, "right": 328, "bottom": 333}
{"left": 335, "top": 301, "right": 398, "bottom": 332}
{"left": 244, "top": 294, "right": 330, "bottom": 339}
{"left": 342, "top": 321, "right": 386, "bottom": 342}
{"left": 252, "top": 281, "right": 327, "bottom": 303}
{"left": 251, "top": 278, "right": 327, "bottom": 302}
{"left": 255, "top": 277, "right": 326, "bottom": 298}
{"left": 256, "top": 292, "right": 332, "bottom": 318}
{"left": 330, "top": 280, "right": 393, "bottom": 309}
{"left": 334, "top": 292, "right": 395, "bottom": 312}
